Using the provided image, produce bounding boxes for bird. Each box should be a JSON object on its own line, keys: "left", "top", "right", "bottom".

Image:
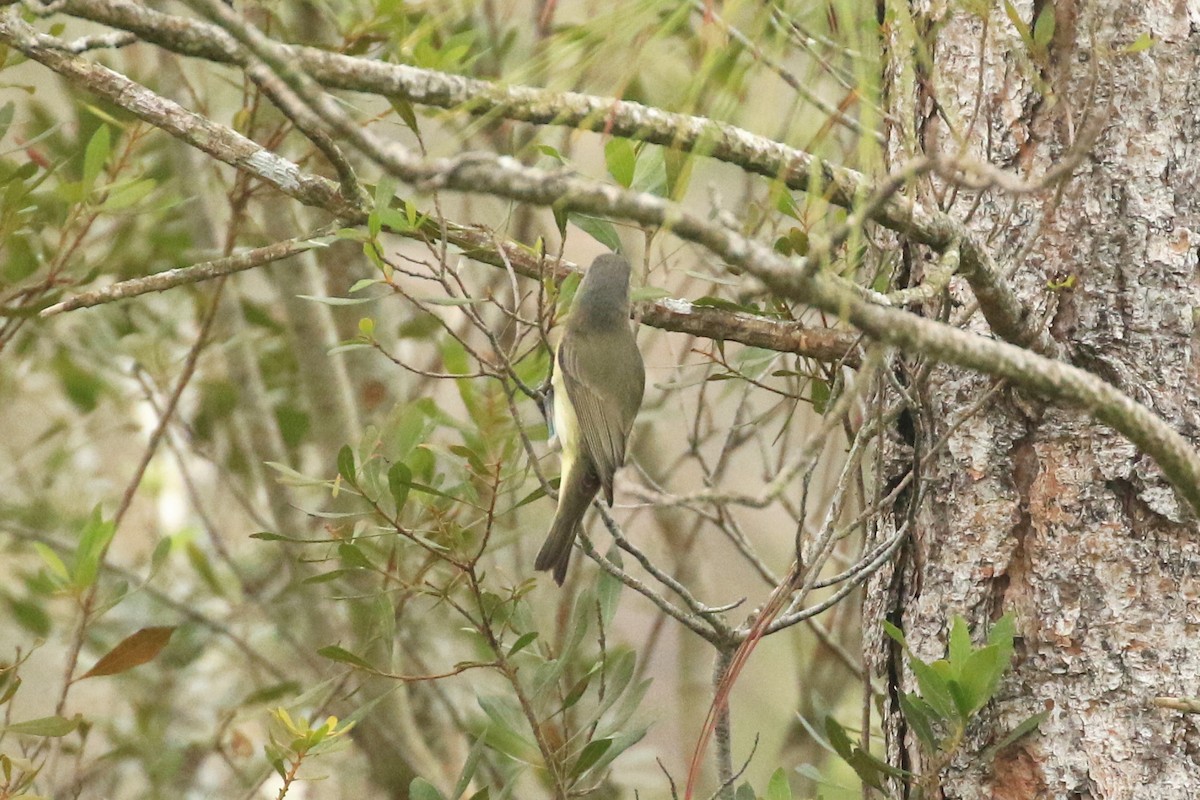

{"left": 535, "top": 253, "right": 645, "bottom": 585}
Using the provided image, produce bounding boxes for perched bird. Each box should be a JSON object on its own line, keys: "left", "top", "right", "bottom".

{"left": 535, "top": 254, "right": 645, "bottom": 584}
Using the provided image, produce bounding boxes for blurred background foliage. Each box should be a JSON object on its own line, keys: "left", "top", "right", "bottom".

{"left": 0, "top": 0, "right": 892, "bottom": 797}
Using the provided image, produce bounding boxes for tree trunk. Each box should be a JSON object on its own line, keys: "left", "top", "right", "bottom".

{"left": 869, "top": 2, "right": 1200, "bottom": 797}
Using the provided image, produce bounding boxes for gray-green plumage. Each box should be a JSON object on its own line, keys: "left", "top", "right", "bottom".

{"left": 535, "top": 254, "right": 645, "bottom": 584}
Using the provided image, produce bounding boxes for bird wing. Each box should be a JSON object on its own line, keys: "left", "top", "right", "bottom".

{"left": 556, "top": 328, "right": 645, "bottom": 505}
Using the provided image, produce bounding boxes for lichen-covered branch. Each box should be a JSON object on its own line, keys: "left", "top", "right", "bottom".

{"left": 0, "top": 14, "right": 853, "bottom": 362}
{"left": 47, "top": 0, "right": 1044, "bottom": 352}
{"left": 9, "top": 4, "right": 1199, "bottom": 515}
{"left": 38, "top": 235, "right": 330, "bottom": 316}
{"left": 175, "top": 0, "right": 1200, "bottom": 517}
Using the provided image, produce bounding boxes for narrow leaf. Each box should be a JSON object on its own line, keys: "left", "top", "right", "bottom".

{"left": 982, "top": 710, "right": 1048, "bottom": 760}
{"left": 631, "top": 144, "right": 668, "bottom": 197}
{"left": 569, "top": 213, "right": 621, "bottom": 252}
{"left": 6, "top": 715, "right": 81, "bottom": 737}
{"left": 910, "top": 657, "right": 959, "bottom": 722}
{"left": 882, "top": 620, "right": 907, "bottom": 648}
{"left": 824, "top": 716, "right": 855, "bottom": 760}
{"left": 317, "top": 645, "right": 377, "bottom": 671}
{"left": 1033, "top": 4, "right": 1055, "bottom": 47}
{"left": 452, "top": 735, "right": 489, "bottom": 800}
{"left": 409, "top": 777, "right": 445, "bottom": 800}
{"left": 569, "top": 738, "right": 612, "bottom": 780}
{"left": 948, "top": 616, "right": 972, "bottom": 673}
{"left": 1004, "top": 1, "right": 1032, "bottom": 45}
{"left": 388, "top": 462, "right": 412, "bottom": 513}
{"left": 79, "top": 626, "right": 176, "bottom": 679}
{"left": 1124, "top": 32, "right": 1154, "bottom": 53}
{"left": 0, "top": 101, "right": 13, "bottom": 141}
{"left": 604, "top": 138, "right": 636, "bottom": 187}
{"left": 81, "top": 124, "right": 110, "bottom": 195}
{"left": 899, "top": 692, "right": 940, "bottom": 749}
{"left": 507, "top": 631, "right": 538, "bottom": 657}
{"left": 956, "top": 643, "right": 1008, "bottom": 715}
{"left": 766, "top": 767, "right": 792, "bottom": 800}
{"left": 337, "top": 445, "right": 356, "bottom": 483}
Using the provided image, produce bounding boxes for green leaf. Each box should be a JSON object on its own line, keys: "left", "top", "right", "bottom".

{"left": 239, "top": 681, "right": 301, "bottom": 707}
{"left": 988, "top": 612, "right": 1016, "bottom": 662}
{"left": 316, "top": 645, "right": 377, "bottom": 672}
{"left": 149, "top": 536, "right": 172, "bottom": 574}
{"left": 734, "top": 784, "right": 756, "bottom": 800}
{"left": 537, "top": 143, "right": 566, "bottom": 163}
{"left": 827, "top": 716, "right": 913, "bottom": 791}
{"left": 507, "top": 631, "right": 538, "bottom": 657}
{"left": 6, "top": 715, "right": 81, "bottom": 737}
{"left": 569, "top": 737, "right": 612, "bottom": 780}
{"left": 569, "top": 213, "right": 621, "bottom": 252}
{"left": 390, "top": 97, "right": 420, "bottom": 135}
{"left": 297, "top": 294, "right": 378, "bottom": 306}
{"left": 899, "top": 692, "right": 940, "bottom": 749}
{"left": 910, "top": 657, "right": 959, "bottom": 722}
{"left": 774, "top": 186, "right": 801, "bottom": 220}
{"left": 845, "top": 748, "right": 908, "bottom": 790}
{"left": 629, "top": 286, "right": 671, "bottom": 303}
{"left": 99, "top": 177, "right": 156, "bottom": 211}
{"left": 371, "top": 176, "right": 398, "bottom": 238}
{"left": 824, "top": 716, "right": 855, "bottom": 761}
{"left": 409, "top": 777, "right": 445, "bottom": 800}
{"left": 303, "top": 569, "right": 348, "bottom": 585}
{"left": 948, "top": 616, "right": 972, "bottom": 672}
{"left": 955, "top": 643, "right": 1008, "bottom": 715}
{"left": 766, "top": 767, "right": 792, "bottom": 800}
{"left": 810, "top": 378, "right": 831, "bottom": 414}
{"left": 1124, "top": 32, "right": 1154, "bottom": 53}
{"left": 662, "top": 145, "right": 693, "bottom": 198}
{"left": 79, "top": 626, "right": 176, "bottom": 679}
{"left": 6, "top": 596, "right": 50, "bottom": 636}
{"left": 349, "top": 278, "right": 381, "bottom": 293}
{"left": 562, "top": 673, "right": 592, "bottom": 710}
{"left": 186, "top": 541, "right": 225, "bottom": 597}
{"left": 0, "top": 101, "right": 13, "bottom": 141}
{"left": 388, "top": 462, "right": 412, "bottom": 514}
{"left": 81, "top": 124, "right": 110, "bottom": 196}
{"left": 552, "top": 201, "right": 569, "bottom": 240}
{"left": 337, "top": 445, "right": 356, "bottom": 483}
{"left": 1004, "top": 1, "right": 1033, "bottom": 46}
{"left": 54, "top": 350, "right": 105, "bottom": 412}
{"left": 882, "top": 620, "right": 907, "bottom": 648}
{"left": 983, "top": 710, "right": 1048, "bottom": 760}
{"left": 1033, "top": 4, "right": 1055, "bottom": 48}
{"left": 631, "top": 144, "right": 667, "bottom": 197}
{"left": 33, "top": 542, "right": 69, "bottom": 584}
{"left": 338, "top": 543, "right": 372, "bottom": 569}
{"left": 477, "top": 697, "right": 539, "bottom": 761}
{"left": 451, "top": 735, "right": 489, "bottom": 800}
{"left": 420, "top": 295, "right": 486, "bottom": 307}
{"left": 604, "top": 138, "right": 636, "bottom": 187}
{"left": 73, "top": 508, "right": 115, "bottom": 589}
{"left": 597, "top": 551, "right": 624, "bottom": 627}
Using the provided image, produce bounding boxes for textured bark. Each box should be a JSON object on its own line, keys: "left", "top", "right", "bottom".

{"left": 870, "top": 2, "right": 1200, "bottom": 798}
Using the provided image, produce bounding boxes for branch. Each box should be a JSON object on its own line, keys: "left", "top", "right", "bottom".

{"left": 11, "top": 6, "right": 1200, "bottom": 516}
{"left": 39, "top": 234, "right": 329, "bottom": 316}
{"left": 49, "top": 0, "right": 1046, "bottom": 352}
{"left": 0, "top": 14, "right": 358, "bottom": 218}
{"left": 1, "top": 15, "right": 857, "bottom": 363}
{"left": 176, "top": 0, "right": 1200, "bottom": 518}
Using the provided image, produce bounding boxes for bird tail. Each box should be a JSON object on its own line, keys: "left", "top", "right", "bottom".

{"left": 535, "top": 463, "right": 601, "bottom": 585}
